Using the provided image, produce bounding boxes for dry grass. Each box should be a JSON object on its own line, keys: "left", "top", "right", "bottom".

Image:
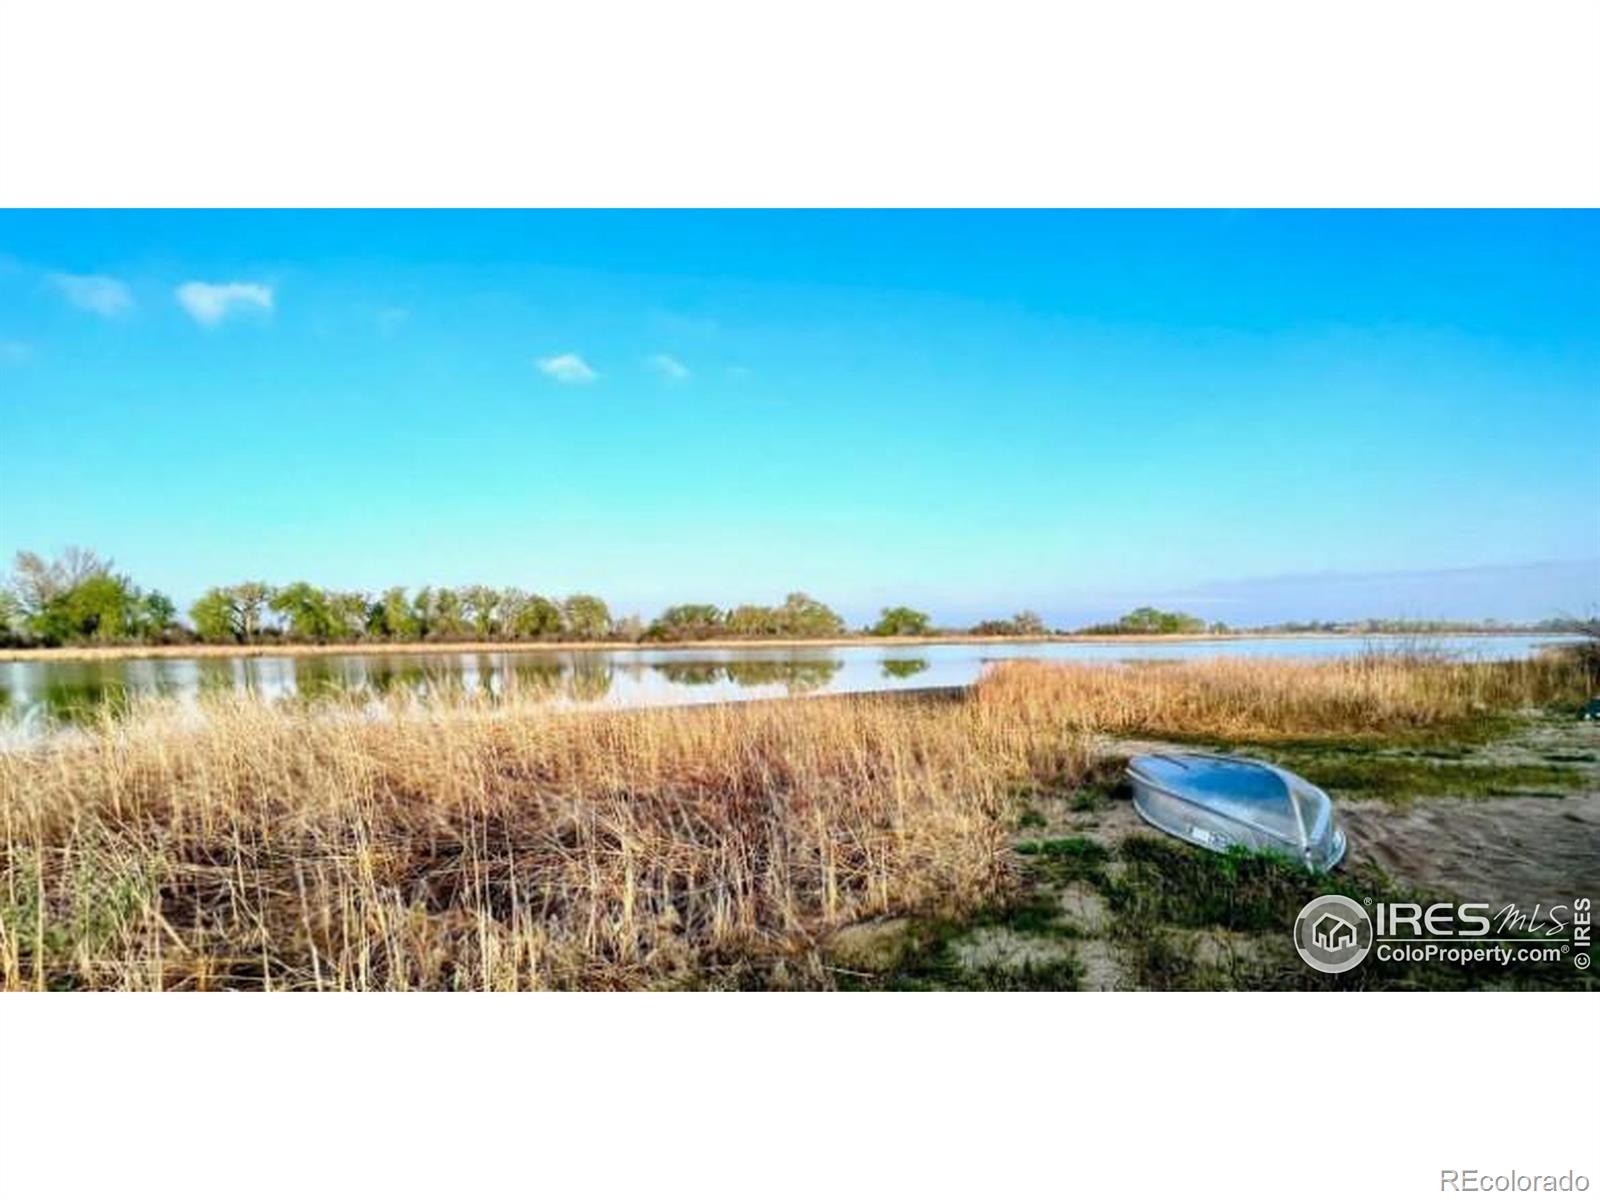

{"left": 1, "top": 651, "right": 1588, "bottom": 991}
{"left": 0, "top": 689, "right": 1092, "bottom": 991}
{"left": 978, "top": 652, "right": 1590, "bottom": 744}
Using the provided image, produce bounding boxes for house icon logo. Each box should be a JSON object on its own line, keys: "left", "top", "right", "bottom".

{"left": 1294, "top": 895, "right": 1373, "bottom": 973}
{"left": 1312, "top": 912, "right": 1357, "bottom": 952}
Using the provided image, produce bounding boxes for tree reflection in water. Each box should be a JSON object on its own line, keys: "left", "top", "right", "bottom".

{"left": 723, "top": 659, "right": 843, "bottom": 694}
{"left": 567, "top": 654, "right": 614, "bottom": 702}
{"left": 880, "top": 658, "right": 930, "bottom": 680}
{"left": 654, "top": 661, "right": 725, "bottom": 686}
{"left": 503, "top": 657, "right": 565, "bottom": 701}
{"left": 652, "top": 659, "right": 845, "bottom": 695}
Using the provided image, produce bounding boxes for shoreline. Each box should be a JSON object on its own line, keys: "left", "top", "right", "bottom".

{"left": 0, "top": 629, "right": 1568, "bottom": 664}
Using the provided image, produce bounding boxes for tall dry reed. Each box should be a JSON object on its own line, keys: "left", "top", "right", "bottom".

{"left": 2, "top": 653, "right": 1585, "bottom": 990}
{"left": 976, "top": 652, "right": 1588, "bottom": 742}
{"left": 0, "top": 689, "right": 1092, "bottom": 990}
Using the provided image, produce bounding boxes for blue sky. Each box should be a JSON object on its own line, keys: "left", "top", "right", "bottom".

{"left": 0, "top": 211, "right": 1595, "bottom": 626}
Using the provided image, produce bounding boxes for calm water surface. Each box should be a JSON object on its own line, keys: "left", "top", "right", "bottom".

{"left": 0, "top": 636, "right": 1575, "bottom": 745}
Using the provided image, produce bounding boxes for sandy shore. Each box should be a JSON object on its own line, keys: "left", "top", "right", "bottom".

{"left": 0, "top": 629, "right": 1553, "bottom": 664}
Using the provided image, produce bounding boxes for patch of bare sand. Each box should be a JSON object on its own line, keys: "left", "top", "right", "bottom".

{"left": 1342, "top": 791, "right": 1600, "bottom": 909}
{"left": 1339, "top": 719, "right": 1600, "bottom": 908}
{"left": 952, "top": 928, "right": 1076, "bottom": 972}
{"left": 1055, "top": 886, "right": 1125, "bottom": 990}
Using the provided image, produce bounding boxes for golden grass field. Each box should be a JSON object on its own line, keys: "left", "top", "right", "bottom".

{"left": 0, "top": 653, "right": 1589, "bottom": 990}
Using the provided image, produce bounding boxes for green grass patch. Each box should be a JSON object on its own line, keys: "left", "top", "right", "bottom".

{"left": 1016, "top": 836, "right": 1112, "bottom": 888}
{"left": 1137, "top": 709, "right": 1529, "bottom": 754}
{"left": 1105, "top": 837, "right": 1313, "bottom": 932}
{"left": 1068, "top": 789, "right": 1111, "bottom": 813}
{"left": 1099, "top": 834, "right": 1589, "bottom": 992}
{"left": 1268, "top": 753, "right": 1584, "bottom": 804}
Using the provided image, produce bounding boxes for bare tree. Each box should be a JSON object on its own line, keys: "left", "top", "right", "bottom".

{"left": 231, "top": 582, "right": 272, "bottom": 641}
{"left": 11, "top": 547, "right": 112, "bottom": 614}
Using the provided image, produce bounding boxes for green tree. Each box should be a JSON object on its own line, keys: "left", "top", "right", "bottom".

{"left": 1078, "top": 607, "right": 1208, "bottom": 635}
{"left": 62, "top": 574, "right": 140, "bottom": 642}
{"left": 0, "top": 589, "right": 20, "bottom": 643}
{"left": 726, "top": 604, "right": 778, "bottom": 637}
{"left": 562, "top": 593, "right": 612, "bottom": 641}
{"left": 461, "top": 586, "right": 502, "bottom": 639}
{"left": 139, "top": 591, "right": 178, "bottom": 640}
{"left": 10, "top": 549, "right": 142, "bottom": 644}
{"left": 778, "top": 591, "right": 845, "bottom": 638}
{"left": 408, "top": 587, "right": 435, "bottom": 640}
{"left": 645, "top": 604, "right": 724, "bottom": 642}
{"left": 270, "top": 582, "right": 336, "bottom": 642}
{"left": 1115, "top": 607, "right": 1205, "bottom": 634}
{"left": 510, "top": 593, "right": 564, "bottom": 639}
{"left": 189, "top": 582, "right": 274, "bottom": 643}
{"left": 724, "top": 594, "right": 844, "bottom": 638}
{"left": 325, "top": 591, "right": 371, "bottom": 641}
{"left": 190, "top": 587, "right": 239, "bottom": 643}
{"left": 373, "top": 587, "right": 419, "bottom": 640}
{"left": 428, "top": 588, "right": 467, "bottom": 639}
{"left": 871, "top": 606, "right": 931, "bottom": 637}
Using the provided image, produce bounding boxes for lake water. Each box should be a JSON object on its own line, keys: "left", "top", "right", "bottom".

{"left": 0, "top": 635, "right": 1576, "bottom": 746}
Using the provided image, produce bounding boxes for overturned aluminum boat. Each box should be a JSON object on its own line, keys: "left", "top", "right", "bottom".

{"left": 1126, "top": 752, "right": 1347, "bottom": 871}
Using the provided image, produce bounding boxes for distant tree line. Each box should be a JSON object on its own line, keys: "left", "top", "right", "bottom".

{"left": 187, "top": 579, "right": 619, "bottom": 645}
{"left": 969, "top": 610, "right": 1047, "bottom": 637}
{"left": 3, "top": 547, "right": 1576, "bottom": 649}
{"left": 1249, "top": 617, "right": 1585, "bottom": 635}
{"left": 645, "top": 593, "right": 846, "bottom": 642}
{"left": 0, "top": 548, "right": 952, "bottom": 649}
{"left": 1076, "top": 606, "right": 1216, "bottom": 635}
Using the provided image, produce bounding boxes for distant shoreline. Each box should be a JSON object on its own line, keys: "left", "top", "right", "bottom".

{"left": 0, "top": 629, "right": 1568, "bottom": 665}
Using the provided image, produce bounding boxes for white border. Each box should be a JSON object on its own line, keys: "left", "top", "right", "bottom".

{"left": 2, "top": 993, "right": 1595, "bottom": 1197}
{"left": 2, "top": 0, "right": 1597, "bottom": 206}
{"left": 3, "top": 2, "right": 1597, "bottom": 1191}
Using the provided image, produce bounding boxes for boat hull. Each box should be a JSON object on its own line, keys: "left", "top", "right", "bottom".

{"left": 1127, "top": 753, "right": 1347, "bottom": 872}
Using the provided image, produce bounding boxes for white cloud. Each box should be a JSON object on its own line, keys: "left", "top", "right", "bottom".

{"left": 537, "top": 352, "right": 597, "bottom": 384}
{"left": 646, "top": 353, "right": 689, "bottom": 381}
{"left": 0, "top": 340, "right": 32, "bottom": 365}
{"left": 48, "top": 272, "right": 133, "bottom": 317}
{"left": 176, "top": 281, "right": 274, "bottom": 326}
